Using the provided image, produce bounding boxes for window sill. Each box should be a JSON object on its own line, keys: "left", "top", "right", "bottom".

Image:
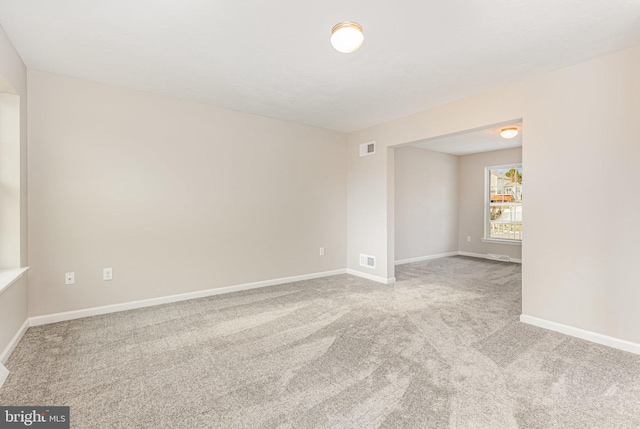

{"left": 481, "top": 238, "right": 522, "bottom": 246}
{"left": 0, "top": 267, "right": 29, "bottom": 296}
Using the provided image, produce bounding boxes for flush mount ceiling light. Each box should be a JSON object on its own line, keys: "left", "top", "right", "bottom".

{"left": 500, "top": 127, "right": 519, "bottom": 139}
{"left": 331, "top": 21, "right": 364, "bottom": 53}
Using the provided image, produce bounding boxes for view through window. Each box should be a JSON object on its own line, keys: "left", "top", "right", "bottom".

{"left": 486, "top": 164, "right": 522, "bottom": 241}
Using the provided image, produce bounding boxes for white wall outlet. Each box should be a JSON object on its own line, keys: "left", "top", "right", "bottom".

{"left": 319, "top": 247, "right": 325, "bottom": 256}
{"left": 65, "top": 272, "right": 75, "bottom": 285}
{"left": 467, "top": 236, "right": 471, "bottom": 242}
{"left": 103, "top": 268, "right": 113, "bottom": 281}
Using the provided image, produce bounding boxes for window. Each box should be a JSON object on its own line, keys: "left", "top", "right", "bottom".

{"left": 485, "top": 164, "right": 522, "bottom": 242}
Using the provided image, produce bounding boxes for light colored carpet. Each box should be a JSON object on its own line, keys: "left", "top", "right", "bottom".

{"left": 1, "top": 256, "right": 639, "bottom": 428}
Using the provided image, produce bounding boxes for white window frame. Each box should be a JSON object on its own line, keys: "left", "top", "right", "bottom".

{"left": 482, "top": 163, "right": 522, "bottom": 245}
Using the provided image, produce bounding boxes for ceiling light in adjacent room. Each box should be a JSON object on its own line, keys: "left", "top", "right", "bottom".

{"left": 500, "top": 128, "right": 519, "bottom": 139}
{"left": 331, "top": 21, "right": 364, "bottom": 53}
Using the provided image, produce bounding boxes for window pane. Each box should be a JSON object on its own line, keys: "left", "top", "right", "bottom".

{"left": 489, "top": 167, "right": 522, "bottom": 204}
{"left": 487, "top": 164, "right": 522, "bottom": 241}
{"left": 489, "top": 205, "right": 522, "bottom": 240}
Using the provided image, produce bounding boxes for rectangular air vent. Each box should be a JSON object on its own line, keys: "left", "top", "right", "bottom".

{"left": 359, "top": 141, "right": 376, "bottom": 157}
{"left": 359, "top": 254, "right": 376, "bottom": 268}
{"left": 487, "top": 253, "right": 510, "bottom": 262}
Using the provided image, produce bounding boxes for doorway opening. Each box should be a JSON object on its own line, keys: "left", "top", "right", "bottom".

{"left": 391, "top": 120, "right": 523, "bottom": 307}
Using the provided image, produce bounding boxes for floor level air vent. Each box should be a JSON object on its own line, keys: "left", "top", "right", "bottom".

{"left": 487, "top": 253, "right": 510, "bottom": 262}
{"left": 360, "top": 254, "right": 376, "bottom": 269}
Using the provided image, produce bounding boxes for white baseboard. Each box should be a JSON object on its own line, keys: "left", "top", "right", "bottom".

{"left": 30, "top": 269, "right": 347, "bottom": 327}
{"left": 395, "top": 251, "right": 521, "bottom": 265}
{"left": 458, "top": 251, "right": 484, "bottom": 258}
{"left": 346, "top": 269, "right": 396, "bottom": 285}
{"left": 0, "top": 317, "right": 29, "bottom": 388}
{"left": 395, "top": 252, "right": 458, "bottom": 265}
{"left": 458, "top": 251, "right": 521, "bottom": 264}
{"left": 0, "top": 364, "right": 8, "bottom": 389}
{"left": 520, "top": 314, "right": 640, "bottom": 355}
{"left": 0, "top": 318, "right": 29, "bottom": 364}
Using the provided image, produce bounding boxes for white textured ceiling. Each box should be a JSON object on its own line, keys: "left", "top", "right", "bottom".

{"left": 410, "top": 123, "right": 522, "bottom": 155}
{"left": 1, "top": 1, "right": 639, "bottom": 132}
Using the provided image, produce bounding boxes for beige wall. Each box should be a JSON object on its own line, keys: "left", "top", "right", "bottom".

{"left": 0, "top": 93, "right": 21, "bottom": 269}
{"left": 394, "top": 146, "right": 521, "bottom": 263}
{"left": 346, "top": 142, "right": 392, "bottom": 280}
{"left": 0, "top": 276, "right": 27, "bottom": 361}
{"left": 27, "top": 70, "right": 347, "bottom": 316}
{"left": 394, "top": 147, "right": 459, "bottom": 261}
{"left": 347, "top": 44, "right": 640, "bottom": 343}
{"left": 458, "top": 147, "right": 522, "bottom": 260}
{"left": 0, "top": 25, "right": 27, "bottom": 268}
{"left": 0, "top": 24, "right": 28, "bottom": 364}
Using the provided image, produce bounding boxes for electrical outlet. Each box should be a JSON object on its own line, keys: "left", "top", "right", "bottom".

{"left": 319, "top": 247, "right": 325, "bottom": 256}
{"left": 467, "top": 236, "right": 471, "bottom": 242}
{"left": 65, "top": 272, "right": 75, "bottom": 285}
{"left": 103, "top": 268, "right": 113, "bottom": 281}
